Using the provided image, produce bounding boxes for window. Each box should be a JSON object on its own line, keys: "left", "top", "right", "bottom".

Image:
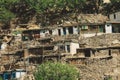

{"left": 66, "top": 45, "right": 70, "bottom": 52}
{"left": 107, "top": 24, "right": 110, "bottom": 27}
{"left": 58, "top": 29, "right": 61, "bottom": 36}
{"left": 114, "top": 14, "right": 116, "bottom": 19}
{"left": 68, "top": 27, "right": 73, "bottom": 34}
{"left": 108, "top": 15, "right": 110, "bottom": 19}
{"left": 81, "top": 25, "right": 88, "bottom": 30}
{"left": 60, "top": 46, "right": 65, "bottom": 51}
{"left": 63, "top": 27, "right": 66, "bottom": 35}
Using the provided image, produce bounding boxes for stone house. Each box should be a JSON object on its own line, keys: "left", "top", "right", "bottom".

{"left": 53, "top": 39, "right": 79, "bottom": 55}
{"left": 58, "top": 21, "right": 79, "bottom": 36}
{"left": 106, "top": 11, "right": 120, "bottom": 33}
{"left": 58, "top": 14, "right": 108, "bottom": 38}
{"left": 78, "top": 14, "right": 108, "bottom": 37}
{"left": 13, "top": 27, "right": 56, "bottom": 41}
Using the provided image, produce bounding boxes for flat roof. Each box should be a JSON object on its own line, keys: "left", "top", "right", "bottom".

{"left": 106, "top": 21, "right": 120, "bottom": 24}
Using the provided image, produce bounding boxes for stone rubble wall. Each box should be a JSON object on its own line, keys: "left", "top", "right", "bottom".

{"left": 78, "top": 33, "right": 120, "bottom": 80}
{"left": 80, "top": 33, "right": 120, "bottom": 48}
{"left": 79, "top": 56, "right": 120, "bottom": 80}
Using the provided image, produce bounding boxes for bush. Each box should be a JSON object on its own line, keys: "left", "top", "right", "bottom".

{"left": 0, "top": 76, "right": 2, "bottom": 80}
{"left": 34, "top": 62, "right": 80, "bottom": 80}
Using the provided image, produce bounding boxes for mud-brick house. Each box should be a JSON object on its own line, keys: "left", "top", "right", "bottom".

{"left": 53, "top": 39, "right": 79, "bottom": 55}
{"left": 58, "top": 21, "right": 79, "bottom": 36}
{"left": 24, "top": 45, "right": 65, "bottom": 64}
{"left": 13, "top": 27, "right": 57, "bottom": 41}
{"left": 106, "top": 11, "right": 120, "bottom": 33}
{"left": 76, "top": 46, "right": 120, "bottom": 58}
{"left": 78, "top": 14, "right": 108, "bottom": 37}
{"left": 58, "top": 14, "right": 108, "bottom": 38}
{"left": 0, "top": 49, "right": 24, "bottom": 71}
{"left": 12, "top": 24, "right": 59, "bottom": 41}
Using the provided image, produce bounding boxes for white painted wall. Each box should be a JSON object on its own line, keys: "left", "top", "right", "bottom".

{"left": 105, "top": 24, "right": 112, "bottom": 33}
{"left": 40, "top": 30, "right": 45, "bottom": 37}
{"left": 65, "top": 45, "right": 68, "bottom": 52}
{"left": 52, "top": 29, "right": 58, "bottom": 35}
{"left": 103, "top": 0, "right": 110, "bottom": 3}
{"left": 70, "top": 42, "right": 79, "bottom": 55}
{"left": 1, "top": 43, "right": 8, "bottom": 50}
{"left": 16, "top": 72, "right": 26, "bottom": 78}
{"left": 60, "top": 28, "right": 64, "bottom": 35}
{"left": 109, "top": 12, "right": 120, "bottom": 21}
{"left": 66, "top": 27, "right": 69, "bottom": 35}
{"left": 116, "top": 12, "right": 120, "bottom": 21}
{"left": 73, "top": 27, "right": 78, "bottom": 34}
{"left": 40, "top": 30, "right": 49, "bottom": 37}
{"left": 45, "top": 30, "right": 49, "bottom": 34}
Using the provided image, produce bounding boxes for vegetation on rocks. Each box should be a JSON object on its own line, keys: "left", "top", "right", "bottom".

{"left": 0, "top": 0, "right": 120, "bottom": 28}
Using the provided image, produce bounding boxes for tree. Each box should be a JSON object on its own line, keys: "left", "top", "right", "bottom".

{"left": 0, "top": 0, "right": 115, "bottom": 28}
{"left": 34, "top": 62, "right": 80, "bottom": 80}
{"left": 0, "top": 8, "right": 15, "bottom": 23}
{"left": 103, "top": 0, "right": 120, "bottom": 14}
{"left": 0, "top": 0, "right": 19, "bottom": 28}
{"left": 21, "top": 0, "right": 86, "bottom": 26}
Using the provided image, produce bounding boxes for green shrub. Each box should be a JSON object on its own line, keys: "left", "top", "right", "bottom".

{"left": 0, "top": 76, "right": 2, "bottom": 80}
{"left": 34, "top": 62, "right": 80, "bottom": 80}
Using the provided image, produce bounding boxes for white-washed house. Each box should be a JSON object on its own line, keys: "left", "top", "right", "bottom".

{"left": 106, "top": 11, "right": 120, "bottom": 33}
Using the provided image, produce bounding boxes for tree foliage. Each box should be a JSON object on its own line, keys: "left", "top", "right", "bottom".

{"left": 103, "top": 0, "right": 120, "bottom": 14}
{"left": 25, "top": 0, "right": 86, "bottom": 13}
{"left": 34, "top": 62, "right": 80, "bottom": 80}
{"left": 0, "top": 0, "right": 19, "bottom": 23}
{"left": 0, "top": 0, "right": 119, "bottom": 28}
{"left": 0, "top": 8, "right": 15, "bottom": 23}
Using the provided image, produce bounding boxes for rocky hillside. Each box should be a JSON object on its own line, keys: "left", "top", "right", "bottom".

{"left": 80, "top": 33, "right": 120, "bottom": 48}
{"left": 78, "top": 33, "right": 120, "bottom": 80}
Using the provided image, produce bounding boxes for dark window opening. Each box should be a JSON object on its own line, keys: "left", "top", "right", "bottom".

{"left": 107, "top": 24, "right": 110, "bottom": 27}
{"left": 60, "top": 46, "right": 65, "bottom": 51}
{"left": 108, "top": 15, "right": 110, "bottom": 19}
{"left": 58, "top": 29, "right": 61, "bottom": 36}
{"left": 108, "top": 50, "right": 111, "bottom": 56}
{"left": 49, "top": 30, "right": 52, "bottom": 35}
{"left": 67, "top": 45, "right": 70, "bottom": 52}
{"left": 112, "top": 27, "right": 115, "bottom": 33}
{"left": 89, "top": 25, "right": 96, "bottom": 30}
{"left": 63, "top": 28, "right": 66, "bottom": 35}
{"left": 29, "top": 48, "right": 43, "bottom": 55}
{"left": 44, "top": 46, "right": 54, "bottom": 50}
{"left": 114, "top": 14, "right": 116, "bottom": 19}
{"left": 40, "top": 39, "right": 52, "bottom": 44}
{"left": 3, "top": 73, "right": 11, "bottom": 80}
{"left": 22, "top": 30, "right": 41, "bottom": 41}
{"left": 68, "top": 27, "right": 73, "bottom": 34}
{"left": 112, "top": 25, "right": 120, "bottom": 33}
{"left": 99, "top": 26, "right": 104, "bottom": 32}
{"left": 84, "top": 49, "right": 91, "bottom": 57}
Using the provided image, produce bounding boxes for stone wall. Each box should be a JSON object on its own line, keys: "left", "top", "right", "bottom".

{"left": 80, "top": 33, "right": 120, "bottom": 48}
{"left": 78, "top": 33, "right": 120, "bottom": 80}
{"left": 78, "top": 56, "right": 120, "bottom": 80}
